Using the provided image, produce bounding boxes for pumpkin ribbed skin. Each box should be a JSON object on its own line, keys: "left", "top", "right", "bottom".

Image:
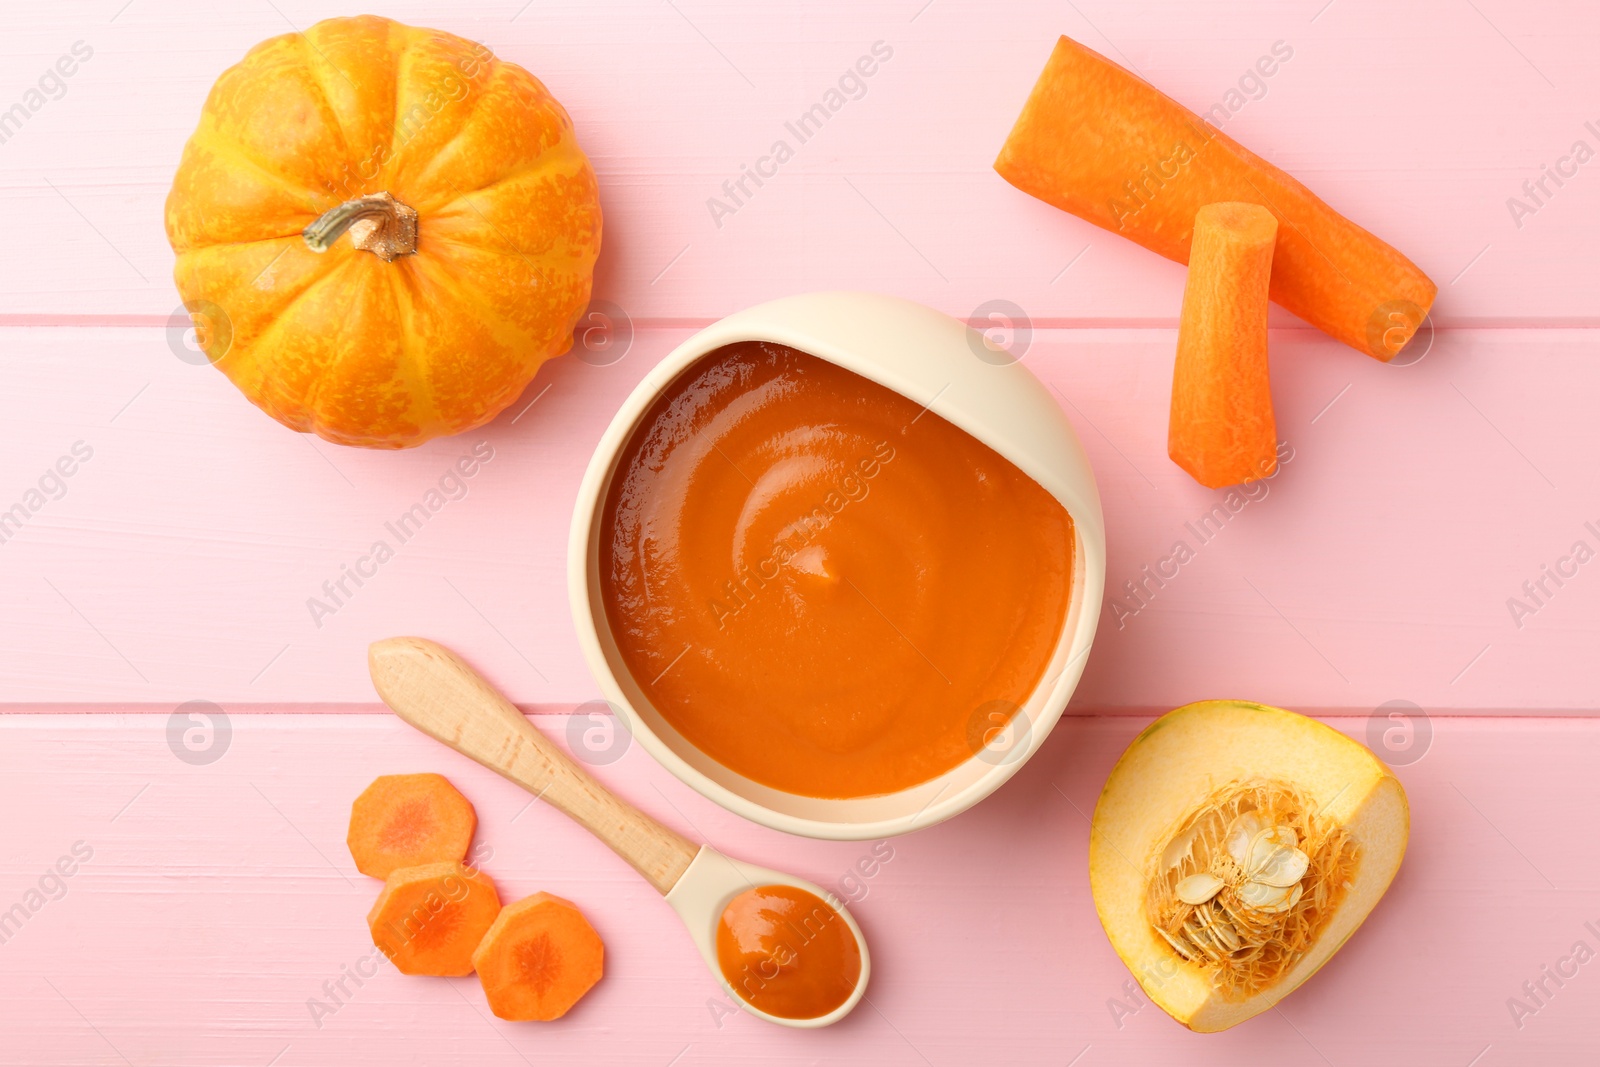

{"left": 165, "top": 16, "right": 601, "bottom": 448}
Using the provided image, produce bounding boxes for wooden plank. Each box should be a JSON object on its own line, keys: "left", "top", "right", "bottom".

{"left": 2, "top": 325, "right": 1595, "bottom": 712}
{"left": 0, "top": 713, "right": 1594, "bottom": 1064}
{"left": 0, "top": 0, "right": 1595, "bottom": 322}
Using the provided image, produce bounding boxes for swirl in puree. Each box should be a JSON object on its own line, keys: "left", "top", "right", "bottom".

{"left": 600, "top": 341, "right": 1074, "bottom": 798}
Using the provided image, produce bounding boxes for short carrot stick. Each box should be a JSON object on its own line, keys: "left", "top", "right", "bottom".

{"left": 995, "top": 36, "right": 1436, "bottom": 361}
{"left": 1169, "top": 203, "right": 1278, "bottom": 489}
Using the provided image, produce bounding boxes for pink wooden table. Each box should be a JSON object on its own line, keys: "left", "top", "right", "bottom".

{"left": 3, "top": 0, "right": 1599, "bottom": 1063}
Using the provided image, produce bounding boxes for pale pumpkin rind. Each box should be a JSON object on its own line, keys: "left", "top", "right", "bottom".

{"left": 165, "top": 15, "right": 602, "bottom": 448}
{"left": 1089, "top": 700, "right": 1409, "bottom": 1032}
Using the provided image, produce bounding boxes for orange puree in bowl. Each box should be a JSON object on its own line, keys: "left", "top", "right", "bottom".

{"left": 716, "top": 884, "right": 861, "bottom": 1019}
{"left": 599, "top": 341, "right": 1074, "bottom": 798}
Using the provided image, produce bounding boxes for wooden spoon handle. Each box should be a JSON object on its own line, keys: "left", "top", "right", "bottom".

{"left": 368, "top": 636, "right": 700, "bottom": 895}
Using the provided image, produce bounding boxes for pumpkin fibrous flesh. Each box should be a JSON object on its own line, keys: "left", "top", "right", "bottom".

{"left": 165, "top": 15, "right": 602, "bottom": 448}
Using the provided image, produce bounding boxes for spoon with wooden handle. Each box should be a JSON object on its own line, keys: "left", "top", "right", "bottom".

{"left": 367, "top": 636, "right": 869, "bottom": 1028}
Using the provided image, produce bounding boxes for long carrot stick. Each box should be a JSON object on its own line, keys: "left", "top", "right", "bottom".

{"left": 995, "top": 36, "right": 1436, "bottom": 361}
{"left": 1169, "top": 203, "right": 1278, "bottom": 488}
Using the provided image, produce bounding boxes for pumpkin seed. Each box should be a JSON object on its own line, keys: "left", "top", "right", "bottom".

{"left": 1247, "top": 826, "right": 1310, "bottom": 888}
{"left": 1176, "top": 872, "right": 1226, "bottom": 905}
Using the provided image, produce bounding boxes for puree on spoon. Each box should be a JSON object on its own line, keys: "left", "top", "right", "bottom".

{"left": 716, "top": 884, "right": 861, "bottom": 1019}
{"left": 600, "top": 341, "right": 1074, "bottom": 799}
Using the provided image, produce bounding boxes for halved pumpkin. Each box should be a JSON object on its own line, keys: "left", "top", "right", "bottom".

{"left": 1090, "top": 700, "right": 1408, "bottom": 1032}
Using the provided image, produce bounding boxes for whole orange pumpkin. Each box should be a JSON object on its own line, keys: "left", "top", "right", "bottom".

{"left": 164, "top": 15, "right": 601, "bottom": 448}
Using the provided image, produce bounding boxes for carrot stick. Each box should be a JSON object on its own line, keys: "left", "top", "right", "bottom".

{"left": 995, "top": 36, "right": 1436, "bottom": 361}
{"left": 1169, "top": 203, "right": 1278, "bottom": 488}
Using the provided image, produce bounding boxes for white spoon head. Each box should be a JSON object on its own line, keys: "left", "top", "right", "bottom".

{"left": 664, "top": 847, "right": 870, "bottom": 1028}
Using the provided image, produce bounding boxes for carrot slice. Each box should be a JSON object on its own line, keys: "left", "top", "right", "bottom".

{"left": 348, "top": 773, "right": 476, "bottom": 880}
{"left": 368, "top": 861, "right": 502, "bottom": 976}
{"left": 995, "top": 36, "right": 1436, "bottom": 361}
{"left": 1169, "top": 203, "right": 1279, "bottom": 488}
{"left": 472, "top": 892, "right": 605, "bottom": 1021}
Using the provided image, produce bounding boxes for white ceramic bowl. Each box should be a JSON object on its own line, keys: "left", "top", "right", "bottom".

{"left": 568, "top": 292, "right": 1105, "bottom": 840}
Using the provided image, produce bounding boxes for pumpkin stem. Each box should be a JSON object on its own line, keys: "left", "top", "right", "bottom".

{"left": 303, "top": 192, "right": 418, "bottom": 262}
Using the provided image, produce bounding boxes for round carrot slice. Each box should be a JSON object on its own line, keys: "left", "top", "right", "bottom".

{"left": 368, "top": 862, "right": 501, "bottom": 976}
{"left": 472, "top": 892, "right": 605, "bottom": 1021}
{"left": 348, "top": 773, "right": 476, "bottom": 880}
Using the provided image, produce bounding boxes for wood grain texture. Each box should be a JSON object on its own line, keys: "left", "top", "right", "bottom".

{"left": 3, "top": 1, "right": 1598, "bottom": 1062}
{"left": 2, "top": 325, "right": 1594, "bottom": 712}
{"left": 368, "top": 637, "right": 698, "bottom": 894}
{"left": 0, "top": 1, "right": 1596, "bottom": 324}
{"left": 0, "top": 713, "right": 1596, "bottom": 1065}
